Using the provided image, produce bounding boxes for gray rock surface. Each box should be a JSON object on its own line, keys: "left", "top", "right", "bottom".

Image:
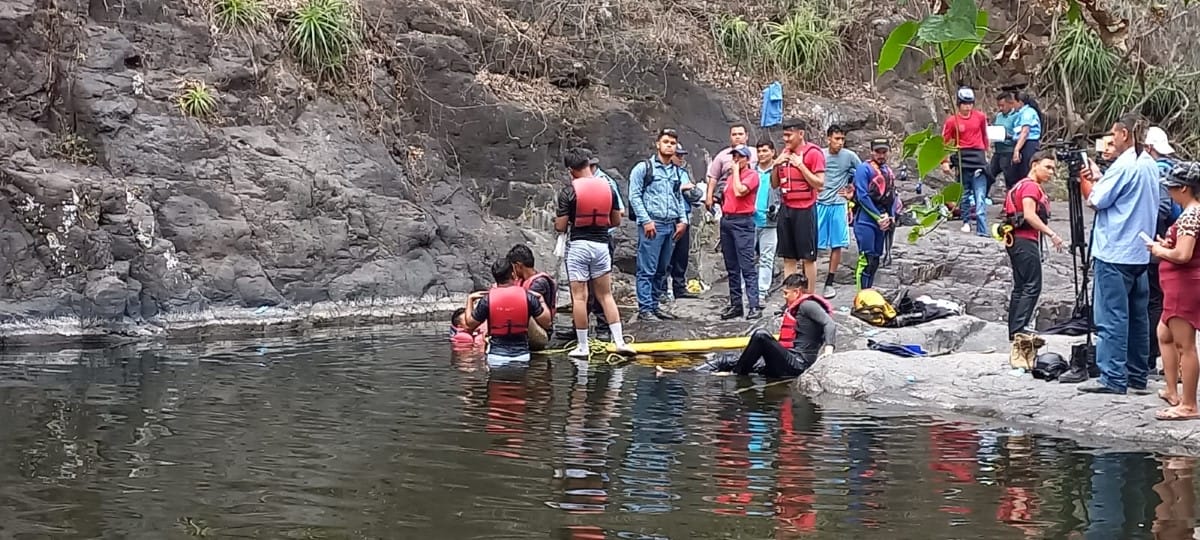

{"left": 798, "top": 327, "right": 1200, "bottom": 455}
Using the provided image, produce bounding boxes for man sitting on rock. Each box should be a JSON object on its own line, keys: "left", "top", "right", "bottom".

{"left": 507, "top": 244, "right": 555, "bottom": 351}
{"left": 464, "top": 259, "right": 553, "bottom": 366}
{"left": 700, "top": 273, "right": 835, "bottom": 378}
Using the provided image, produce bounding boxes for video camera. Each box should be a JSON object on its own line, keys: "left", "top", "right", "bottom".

{"left": 1042, "top": 135, "right": 1091, "bottom": 179}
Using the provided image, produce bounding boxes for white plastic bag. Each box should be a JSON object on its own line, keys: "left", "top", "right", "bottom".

{"left": 554, "top": 233, "right": 567, "bottom": 257}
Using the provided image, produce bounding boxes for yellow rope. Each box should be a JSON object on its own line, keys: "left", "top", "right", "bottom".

{"left": 534, "top": 335, "right": 637, "bottom": 364}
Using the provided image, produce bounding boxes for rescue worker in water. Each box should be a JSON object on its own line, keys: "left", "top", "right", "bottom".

{"left": 464, "top": 259, "right": 553, "bottom": 365}
{"left": 702, "top": 273, "right": 836, "bottom": 378}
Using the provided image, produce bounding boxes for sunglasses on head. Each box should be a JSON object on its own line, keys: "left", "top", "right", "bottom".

{"left": 658, "top": 128, "right": 678, "bottom": 138}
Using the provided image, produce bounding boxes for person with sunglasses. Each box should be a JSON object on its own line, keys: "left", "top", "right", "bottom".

{"left": 628, "top": 128, "right": 690, "bottom": 322}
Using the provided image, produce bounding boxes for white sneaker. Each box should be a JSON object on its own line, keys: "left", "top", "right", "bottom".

{"left": 822, "top": 285, "right": 837, "bottom": 298}
{"left": 961, "top": 223, "right": 971, "bottom": 233}
{"left": 613, "top": 344, "right": 636, "bottom": 355}
{"left": 568, "top": 346, "right": 590, "bottom": 358}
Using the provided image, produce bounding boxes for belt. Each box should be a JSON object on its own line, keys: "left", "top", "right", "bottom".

{"left": 723, "top": 213, "right": 754, "bottom": 218}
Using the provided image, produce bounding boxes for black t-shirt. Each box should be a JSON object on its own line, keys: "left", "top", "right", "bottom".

{"left": 787, "top": 300, "right": 837, "bottom": 358}
{"left": 471, "top": 290, "right": 546, "bottom": 357}
{"left": 556, "top": 183, "right": 620, "bottom": 244}
{"left": 526, "top": 275, "right": 556, "bottom": 316}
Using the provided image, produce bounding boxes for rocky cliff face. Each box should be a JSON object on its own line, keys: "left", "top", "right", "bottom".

{"left": 0, "top": 0, "right": 1080, "bottom": 338}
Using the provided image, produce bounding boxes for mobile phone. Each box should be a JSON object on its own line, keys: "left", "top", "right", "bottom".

{"left": 1138, "top": 231, "right": 1154, "bottom": 243}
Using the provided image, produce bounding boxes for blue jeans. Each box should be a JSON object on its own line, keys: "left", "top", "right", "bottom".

{"left": 720, "top": 215, "right": 759, "bottom": 310}
{"left": 1092, "top": 259, "right": 1150, "bottom": 392}
{"left": 636, "top": 220, "right": 676, "bottom": 314}
{"left": 668, "top": 218, "right": 690, "bottom": 295}
{"left": 959, "top": 168, "right": 988, "bottom": 236}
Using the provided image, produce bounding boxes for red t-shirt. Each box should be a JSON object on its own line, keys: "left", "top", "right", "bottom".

{"left": 778, "top": 142, "right": 826, "bottom": 209}
{"left": 1004, "top": 179, "right": 1049, "bottom": 242}
{"left": 722, "top": 166, "right": 760, "bottom": 215}
{"left": 942, "top": 110, "right": 988, "bottom": 151}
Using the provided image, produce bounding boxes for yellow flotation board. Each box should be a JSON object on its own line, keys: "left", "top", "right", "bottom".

{"left": 603, "top": 334, "right": 779, "bottom": 355}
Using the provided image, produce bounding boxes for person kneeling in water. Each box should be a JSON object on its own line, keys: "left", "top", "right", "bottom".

{"left": 703, "top": 273, "right": 836, "bottom": 378}
{"left": 508, "top": 244, "right": 556, "bottom": 351}
{"left": 449, "top": 307, "right": 486, "bottom": 350}
{"left": 464, "top": 259, "right": 553, "bottom": 365}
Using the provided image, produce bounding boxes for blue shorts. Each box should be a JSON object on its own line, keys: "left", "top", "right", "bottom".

{"left": 816, "top": 202, "right": 851, "bottom": 250}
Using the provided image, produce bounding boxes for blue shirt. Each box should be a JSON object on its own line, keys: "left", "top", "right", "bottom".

{"left": 1088, "top": 148, "right": 1159, "bottom": 265}
{"left": 852, "top": 161, "right": 899, "bottom": 224}
{"left": 761, "top": 81, "right": 783, "bottom": 128}
{"left": 629, "top": 157, "right": 688, "bottom": 225}
{"left": 754, "top": 166, "right": 779, "bottom": 228}
{"left": 993, "top": 110, "right": 1019, "bottom": 152}
{"left": 820, "top": 149, "right": 861, "bottom": 205}
{"left": 1013, "top": 105, "right": 1041, "bottom": 141}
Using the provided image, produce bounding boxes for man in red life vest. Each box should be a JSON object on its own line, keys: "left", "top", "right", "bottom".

{"left": 464, "top": 259, "right": 553, "bottom": 366}
{"left": 771, "top": 119, "right": 826, "bottom": 294}
{"left": 701, "top": 273, "right": 836, "bottom": 378}
{"left": 555, "top": 148, "right": 635, "bottom": 357}
{"left": 507, "top": 244, "right": 555, "bottom": 351}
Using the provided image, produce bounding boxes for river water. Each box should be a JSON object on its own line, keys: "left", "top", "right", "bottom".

{"left": 0, "top": 329, "right": 1196, "bottom": 539}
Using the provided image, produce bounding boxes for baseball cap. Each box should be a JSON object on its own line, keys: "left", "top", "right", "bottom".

{"left": 956, "top": 87, "right": 976, "bottom": 104}
{"left": 676, "top": 144, "right": 689, "bottom": 156}
{"left": 731, "top": 145, "right": 752, "bottom": 158}
{"left": 587, "top": 156, "right": 600, "bottom": 166}
{"left": 1164, "top": 161, "right": 1200, "bottom": 188}
{"left": 1145, "top": 126, "right": 1176, "bottom": 155}
{"left": 870, "top": 138, "right": 890, "bottom": 151}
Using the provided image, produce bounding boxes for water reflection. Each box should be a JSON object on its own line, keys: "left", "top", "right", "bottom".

{"left": 0, "top": 331, "right": 1199, "bottom": 539}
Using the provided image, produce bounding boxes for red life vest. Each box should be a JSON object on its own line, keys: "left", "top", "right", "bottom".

{"left": 487, "top": 285, "right": 530, "bottom": 337}
{"left": 1002, "top": 178, "right": 1050, "bottom": 229}
{"left": 572, "top": 176, "right": 614, "bottom": 227}
{"left": 519, "top": 272, "right": 552, "bottom": 290}
{"left": 856, "top": 161, "right": 897, "bottom": 218}
{"left": 778, "top": 144, "right": 822, "bottom": 208}
{"left": 778, "top": 294, "right": 833, "bottom": 349}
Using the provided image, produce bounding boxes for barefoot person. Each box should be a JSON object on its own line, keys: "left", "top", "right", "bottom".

{"left": 464, "top": 259, "right": 553, "bottom": 366}
{"left": 556, "top": 148, "right": 634, "bottom": 357}
{"left": 771, "top": 119, "right": 826, "bottom": 293}
{"left": 1148, "top": 162, "right": 1200, "bottom": 421}
{"left": 700, "top": 273, "right": 835, "bottom": 378}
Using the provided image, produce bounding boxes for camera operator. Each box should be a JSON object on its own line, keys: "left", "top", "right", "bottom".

{"left": 1077, "top": 115, "right": 1161, "bottom": 395}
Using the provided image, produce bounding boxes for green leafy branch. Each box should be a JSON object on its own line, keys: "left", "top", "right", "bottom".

{"left": 876, "top": 0, "right": 988, "bottom": 243}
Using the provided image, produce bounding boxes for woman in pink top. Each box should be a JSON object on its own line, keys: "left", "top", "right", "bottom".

{"left": 940, "top": 87, "right": 992, "bottom": 237}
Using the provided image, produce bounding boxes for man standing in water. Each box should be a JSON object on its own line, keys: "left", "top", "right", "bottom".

{"left": 465, "top": 259, "right": 553, "bottom": 365}
{"left": 556, "top": 148, "right": 635, "bottom": 356}
{"left": 508, "top": 244, "right": 555, "bottom": 351}
{"left": 818, "top": 125, "right": 861, "bottom": 298}
{"left": 772, "top": 119, "right": 826, "bottom": 293}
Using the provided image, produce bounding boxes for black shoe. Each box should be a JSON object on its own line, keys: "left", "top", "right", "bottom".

{"left": 1057, "top": 368, "right": 1089, "bottom": 384}
{"left": 654, "top": 309, "right": 677, "bottom": 321}
{"left": 674, "top": 290, "right": 699, "bottom": 299}
{"left": 720, "top": 306, "right": 744, "bottom": 320}
{"left": 1078, "top": 381, "right": 1124, "bottom": 394}
{"left": 1129, "top": 385, "right": 1152, "bottom": 396}
{"left": 746, "top": 307, "right": 763, "bottom": 320}
{"left": 638, "top": 311, "right": 661, "bottom": 322}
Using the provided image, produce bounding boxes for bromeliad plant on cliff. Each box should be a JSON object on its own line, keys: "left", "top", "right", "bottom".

{"left": 287, "top": 0, "right": 360, "bottom": 76}
{"left": 712, "top": 1, "right": 847, "bottom": 88}
{"left": 877, "top": 0, "right": 982, "bottom": 242}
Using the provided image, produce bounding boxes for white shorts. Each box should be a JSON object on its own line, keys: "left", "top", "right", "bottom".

{"left": 565, "top": 240, "right": 612, "bottom": 282}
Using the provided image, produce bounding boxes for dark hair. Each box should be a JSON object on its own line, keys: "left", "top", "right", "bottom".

{"left": 827, "top": 124, "right": 846, "bottom": 137}
{"left": 1032, "top": 150, "right": 1056, "bottom": 163}
{"left": 1115, "top": 113, "right": 1146, "bottom": 148}
{"left": 755, "top": 139, "right": 775, "bottom": 150}
{"left": 729, "top": 123, "right": 747, "bottom": 132}
{"left": 782, "top": 272, "right": 808, "bottom": 290}
{"left": 490, "top": 258, "right": 514, "bottom": 284}
{"left": 563, "top": 147, "right": 592, "bottom": 171}
{"left": 506, "top": 244, "right": 535, "bottom": 268}
{"left": 782, "top": 119, "right": 807, "bottom": 132}
{"left": 451, "top": 307, "right": 466, "bottom": 327}
{"left": 996, "top": 90, "right": 1017, "bottom": 101}
{"left": 657, "top": 128, "right": 679, "bottom": 142}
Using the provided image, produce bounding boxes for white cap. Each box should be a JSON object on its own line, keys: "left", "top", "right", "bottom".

{"left": 956, "top": 87, "right": 975, "bottom": 103}
{"left": 1145, "top": 126, "right": 1175, "bottom": 155}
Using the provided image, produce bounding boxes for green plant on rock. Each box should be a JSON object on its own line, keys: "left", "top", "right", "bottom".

{"left": 287, "top": 0, "right": 359, "bottom": 74}
{"left": 713, "top": 15, "right": 760, "bottom": 65}
{"left": 212, "top": 0, "right": 267, "bottom": 32}
{"left": 52, "top": 133, "right": 96, "bottom": 165}
{"left": 177, "top": 80, "right": 217, "bottom": 118}
{"left": 765, "top": 8, "right": 841, "bottom": 78}
{"left": 876, "top": 0, "right": 989, "bottom": 243}
{"left": 1045, "top": 20, "right": 1119, "bottom": 104}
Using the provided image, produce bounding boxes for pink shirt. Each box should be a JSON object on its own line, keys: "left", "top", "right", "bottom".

{"left": 707, "top": 146, "right": 760, "bottom": 182}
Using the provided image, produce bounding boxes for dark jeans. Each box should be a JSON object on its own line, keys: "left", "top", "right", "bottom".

{"left": 733, "top": 330, "right": 810, "bottom": 378}
{"left": 1006, "top": 236, "right": 1042, "bottom": 339}
{"left": 720, "top": 214, "right": 759, "bottom": 310}
{"left": 987, "top": 150, "right": 1018, "bottom": 194}
{"left": 587, "top": 235, "right": 616, "bottom": 326}
{"left": 669, "top": 218, "right": 690, "bottom": 295}
{"left": 1011, "top": 140, "right": 1041, "bottom": 185}
{"left": 1148, "top": 261, "right": 1162, "bottom": 365}
{"left": 1092, "top": 259, "right": 1150, "bottom": 392}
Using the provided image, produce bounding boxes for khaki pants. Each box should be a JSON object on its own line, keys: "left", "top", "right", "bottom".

{"left": 529, "top": 318, "right": 549, "bottom": 351}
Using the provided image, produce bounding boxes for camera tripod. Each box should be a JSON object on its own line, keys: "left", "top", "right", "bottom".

{"left": 1057, "top": 151, "right": 1096, "bottom": 384}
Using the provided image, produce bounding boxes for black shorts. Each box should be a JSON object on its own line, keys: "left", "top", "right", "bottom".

{"left": 777, "top": 205, "right": 817, "bottom": 261}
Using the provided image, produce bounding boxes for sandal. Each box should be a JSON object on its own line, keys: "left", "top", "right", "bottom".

{"left": 1155, "top": 407, "right": 1200, "bottom": 421}
{"left": 1159, "top": 389, "right": 1182, "bottom": 407}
